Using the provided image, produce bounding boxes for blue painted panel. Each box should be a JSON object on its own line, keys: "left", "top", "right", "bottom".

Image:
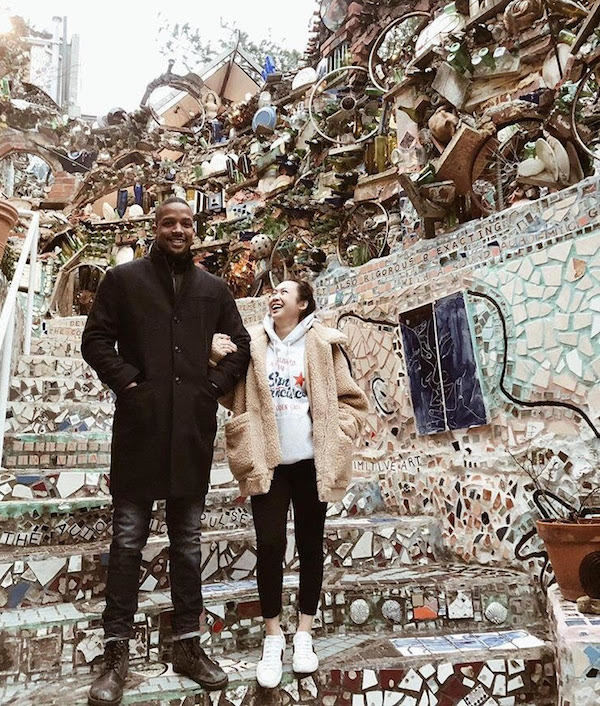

{"left": 434, "top": 292, "right": 487, "bottom": 431}
{"left": 399, "top": 303, "right": 445, "bottom": 435}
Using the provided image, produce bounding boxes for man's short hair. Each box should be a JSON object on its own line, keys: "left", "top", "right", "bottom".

{"left": 155, "top": 196, "right": 192, "bottom": 223}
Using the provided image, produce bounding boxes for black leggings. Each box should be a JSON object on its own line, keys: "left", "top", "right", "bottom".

{"left": 251, "top": 459, "right": 328, "bottom": 619}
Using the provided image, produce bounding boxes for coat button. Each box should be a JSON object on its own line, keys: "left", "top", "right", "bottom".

{"left": 174, "top": 346, "right": 181, "bottom": 353}
{"left": 173, "top": 316, "right": 180, "bottom": 323}
{"left": 175, "top": 376, "right": 182, "bottom": 384}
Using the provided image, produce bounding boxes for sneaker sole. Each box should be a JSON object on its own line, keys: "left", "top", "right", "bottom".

{"left": 256, "top": 674, "right": 283, "bottom": 689}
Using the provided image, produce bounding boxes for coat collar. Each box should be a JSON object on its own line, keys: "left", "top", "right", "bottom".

{"left": 149, "top": 243, "right": 195, "bottom": 305}
{"left": 249, "top": 319, "right": 347, "bottom": 367}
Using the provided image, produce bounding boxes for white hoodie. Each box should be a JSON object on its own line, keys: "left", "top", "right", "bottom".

{"left": 263, "top": 312, "right": 315, "bottom": 464}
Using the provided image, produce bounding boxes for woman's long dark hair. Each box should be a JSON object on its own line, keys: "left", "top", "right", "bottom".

{"left": 293, "top": 279, "right": 317, "bottom": 321}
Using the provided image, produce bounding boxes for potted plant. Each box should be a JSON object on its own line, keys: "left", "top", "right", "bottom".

{"left": 512, "top": 450, "right": 600, "bottom": 601}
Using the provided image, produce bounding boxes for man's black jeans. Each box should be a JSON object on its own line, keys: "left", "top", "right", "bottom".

{"left": 103, "top": 496, "right": 205, "bottom": 641}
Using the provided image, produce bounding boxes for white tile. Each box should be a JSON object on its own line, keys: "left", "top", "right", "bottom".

{"left": 399, "top": 668, "right": 422, "bottom": 692}
{"left": 366, "top": 692, "right": 383, "bottom": 706}
{"left": 352, "top": 531, "right": 374, "bottom": 559}
{"left": 57, "top": 471, "right": 85, "bottom": 498}
{"left": 363, "top": 669, "right": 378, "bottom": 690}
{"left": 27, "top": 557, "right": 66, "bottom": 586}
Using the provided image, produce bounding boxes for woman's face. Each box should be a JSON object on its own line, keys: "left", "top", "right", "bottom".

{"left": 268, "top": 281, "right": 308, "bottom": 326}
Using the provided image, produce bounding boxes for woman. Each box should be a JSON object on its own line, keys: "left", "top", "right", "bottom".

{"left": 212, "top": 280, "right": 368, "bottom": 689}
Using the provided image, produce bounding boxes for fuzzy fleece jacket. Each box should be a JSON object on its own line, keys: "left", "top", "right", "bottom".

{"left": 263, "top": 312, "right": 314, "bottom": 464}
{"left": 221, "top": 320, "right": 369, "bottom": 502}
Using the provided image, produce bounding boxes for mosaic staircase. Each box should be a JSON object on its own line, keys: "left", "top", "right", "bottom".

{"left": 0, "top": 318, "right": 558, "bottom": 705}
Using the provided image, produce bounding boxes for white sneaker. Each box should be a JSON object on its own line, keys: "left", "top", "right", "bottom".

{"left": 256, "top": 631, "right": 286, "bottom": 688}
{"left": 292, "top": 631, "right": 318, "bottom": 674}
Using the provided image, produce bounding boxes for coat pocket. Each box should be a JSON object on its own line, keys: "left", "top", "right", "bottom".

{"left": 339, "top": 410, "right": 358, "bottom": 440}
{"left": 224, "top": 412, "right": 254, "bottom": 481}
{"left": 332, "top": 422, "right": 355, "bottom": 491}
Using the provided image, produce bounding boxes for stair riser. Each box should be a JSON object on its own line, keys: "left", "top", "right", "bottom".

{"left": 5, "top": 402, "right": 231, "bottom": 440}
{"left": 6, "top": 402, "right": 113, "bottom": 434}
{"left": 9, "top": 378, "right": 110, "bottom": 404}
{"left": 0, "top": 497, "right": 253, "bottom": 545}
{"left": 27, "top": 339, "right": 82, "bottom": 357}
{"left": 2, "top": 434, "right": 229, "bottom": 472}
{"left": 15, "top": 357, "right": 95, "bottom": 379}
{"left": 0, "top": 519, "right": 442, "bottom": 607}
{"left": 3, "top": 432, "right": 113, "bottom": 469}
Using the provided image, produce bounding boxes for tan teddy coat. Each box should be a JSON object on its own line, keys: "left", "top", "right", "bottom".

{"left": 222, "top": 320, "right": 369, "bottom": 502}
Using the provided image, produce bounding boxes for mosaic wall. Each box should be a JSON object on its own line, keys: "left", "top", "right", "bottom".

{"left": 313, "top": 176, "right": 600, "bottom": 592}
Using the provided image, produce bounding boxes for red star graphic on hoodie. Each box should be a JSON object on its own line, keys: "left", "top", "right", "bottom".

{"left": 294, "top": 372, "right": 305, "bottom": 388}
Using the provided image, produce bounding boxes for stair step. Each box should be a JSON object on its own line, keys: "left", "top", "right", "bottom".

{"left": 1, "top": 628, "right": 557, "bottom": 705}
{"left": 0, "top": 562, "right": 546, "bottom": 636}
{"left": 0, "top": 487, "right": 251, "bottom": 545}
{"left": 42, "top": 316, "right": 88, "bottom": 336}
{"left": 5, "top": 401, "right": 113, "bottom": 433}
{"left": 0, "top": 468, "right": 384, "bottom": 528}
{"left": 0, "top": 476, "right": 383, "bottom": 550}
{"left": 4, "top": 400, "right": 232, "bottom": 437}
{"left": 0, "top": 515, "right": 444, "bottom": 607}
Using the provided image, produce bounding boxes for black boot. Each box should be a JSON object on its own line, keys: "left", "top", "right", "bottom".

{"left": 88, "top": 639, "right": 129, "bottom": 706}
{"left": 172, "top": 636, "right": 228, "bottom": 690}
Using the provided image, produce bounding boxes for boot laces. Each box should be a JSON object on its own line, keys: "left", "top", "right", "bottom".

{"left": 105, "top": 640, "right": 127, "bottom": 670}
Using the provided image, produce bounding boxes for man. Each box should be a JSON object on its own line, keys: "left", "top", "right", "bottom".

{"left": 82, "top": 197, "right": 250, "bottom": 706}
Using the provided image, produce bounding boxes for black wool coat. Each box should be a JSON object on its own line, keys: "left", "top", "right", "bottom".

{"left": 81, "top": 246, "right": 250, "bottom": 500}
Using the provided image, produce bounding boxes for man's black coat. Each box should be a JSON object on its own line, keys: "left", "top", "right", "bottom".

{"left": 81, "top": 246, "right": 250, "bottom": 500}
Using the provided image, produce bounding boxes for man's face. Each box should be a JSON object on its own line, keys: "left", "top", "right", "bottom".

{"left": 154, "top": 203, "right": 194, "bottom": 257}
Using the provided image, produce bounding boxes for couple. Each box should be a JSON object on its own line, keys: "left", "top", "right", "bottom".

{"left": 82, "top": 197, "right": 367, "bottom": 705}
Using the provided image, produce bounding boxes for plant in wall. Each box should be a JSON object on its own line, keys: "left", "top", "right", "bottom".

{"left": 512, "top": 448, "right": 600, "bottom": 602}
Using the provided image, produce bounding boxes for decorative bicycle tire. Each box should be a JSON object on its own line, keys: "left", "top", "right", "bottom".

{"left": 368, "top": 12, "right": 431, "bottom": 93}
{"left": 308, "top": 66, "right": 383, "bottom": 145}
{"left": 337, "top": 201, "right": 390, "bottom": 267}
{"left": 571, "top": 58, "right": 600, "bottom": 162}
{"left": 470, "top": 119, "right": 543, "bottom": 216}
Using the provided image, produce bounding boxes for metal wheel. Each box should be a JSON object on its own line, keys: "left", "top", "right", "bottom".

{"left": 470, "top": 119, "right": 543, "bottom": 216}
{"left": 571, "top": 58, "right": 600, "bottom": 162}
{"left": 337, "top": 201, "right": 389, "bottom": 267}
{"left": 308, "top": 66, "right": 383, "bottom": 145}
{"left": 368, "top": 12, "right": 430, "bottom": 93}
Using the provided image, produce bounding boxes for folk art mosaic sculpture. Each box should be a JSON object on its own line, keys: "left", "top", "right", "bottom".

{"left": 2, "top": 1, "right": 600, "bottom": 705}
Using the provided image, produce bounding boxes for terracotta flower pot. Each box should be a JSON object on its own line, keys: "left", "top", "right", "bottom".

{"left": 537, "top": 518, "right": 600, "bottom": 601}
{"left": 0, "top": 201, "right": 19, "bottom": 260}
